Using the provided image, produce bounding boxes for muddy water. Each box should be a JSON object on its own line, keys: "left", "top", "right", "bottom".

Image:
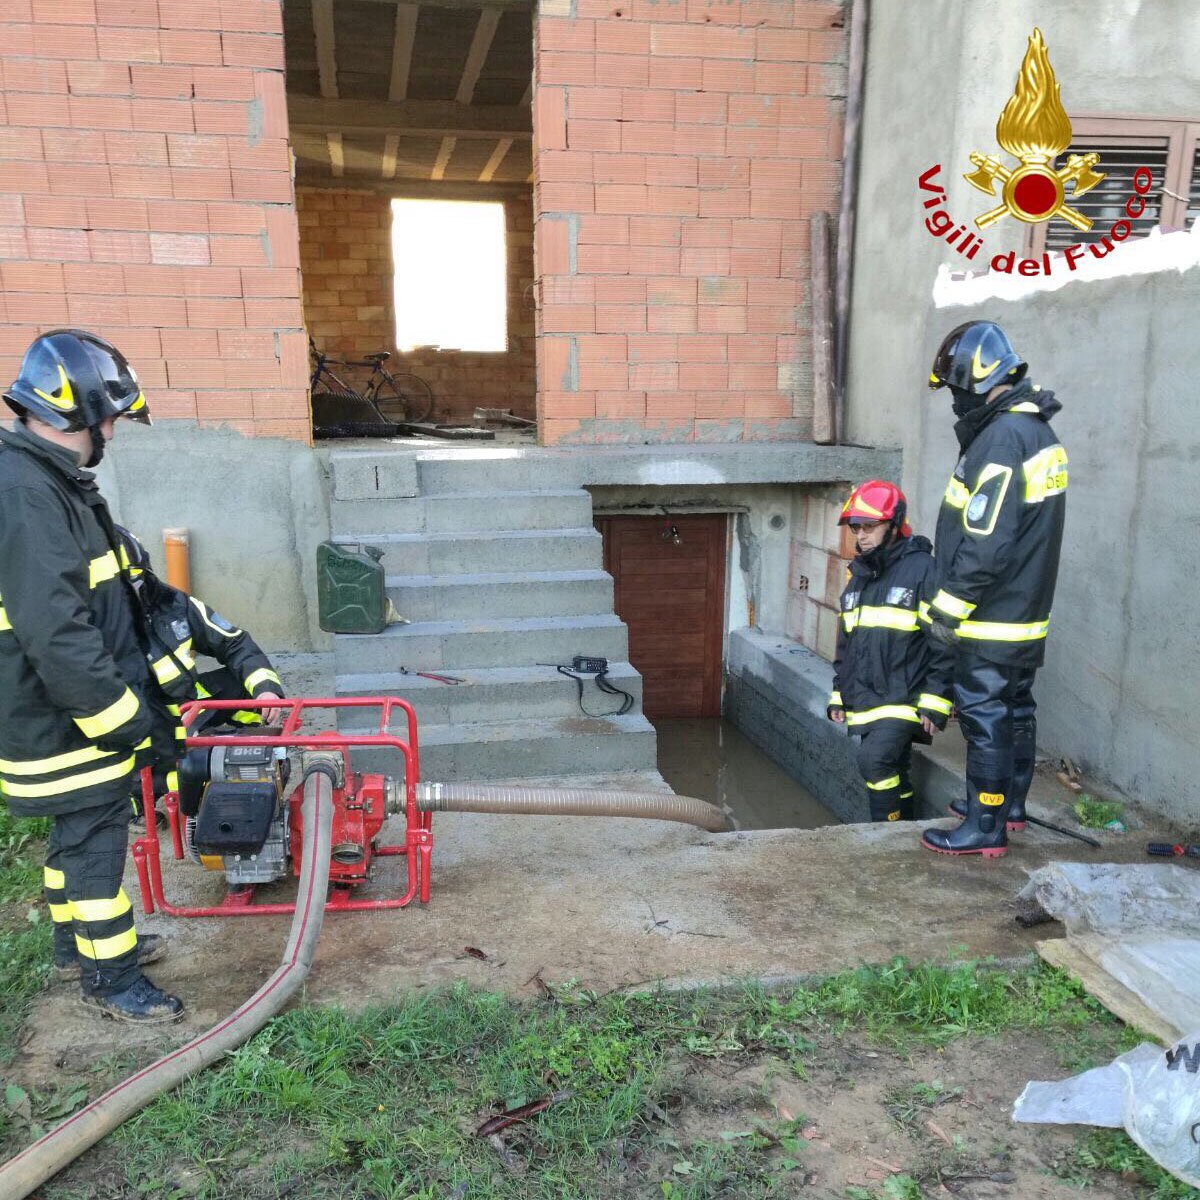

{"left": 655, "top": 718, "right": 837, "bottom": 830}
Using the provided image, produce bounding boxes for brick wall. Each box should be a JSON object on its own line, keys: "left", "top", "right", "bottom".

{"left": 0, "top": 0, "right": 308, "bottom": 440}
{"left": 298, "top": 187, "right": 536, "bottom": 425}
{"left": 532, "top": 0, "right": 846, "bottom": 445}
{"left": 787, "top": 488, "right": 854, "bottom": 662}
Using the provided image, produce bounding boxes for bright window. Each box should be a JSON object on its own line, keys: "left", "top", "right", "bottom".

{"left": 391, "top": 199, "right": 507, "bottom": 352}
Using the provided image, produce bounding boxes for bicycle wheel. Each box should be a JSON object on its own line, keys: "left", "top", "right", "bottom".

{"left": 374, "top": 372, "right": 435, "bottom": 424}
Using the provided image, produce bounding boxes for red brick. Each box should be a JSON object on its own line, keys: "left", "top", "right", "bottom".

{"left": 540, "top": 303, "right": 596, "bottom": 334}
{"left": 645, "top": 393, "right": 695, "bottom": 418}
{"left": 646, "top": 277, "right": 695, "bottom": 305}
{"left": 8, "top": 291, "right": 69, "bottom": 322}
{"left": 565, "top": 87, "right": 621, "bottom": 122}
{"left": 701, "top": 58, "right": 754, "bottom": 92}
{"left": 239, "top": 267, "right": 297, "bottom": 297}
{"left": 107, "top": 165, "right": 172, "bottom": 198}
{"left": 808, "top": 29, "right": 845, "bottom": 63}
{"left": 0, "top": 128, "right": 44, "bottom": 160}
{"left": 620, "top": 121, "right": 673, "bottom": 154}
{"left": 149, "top": 390, "right": 196, "bottom": 419}
{"left": 674, "top": 125, "right": 725, "bottom": 155}
{"left": 628, "top": 216, "right": 680, "bottom": 246}
{"left": 186, "top": 296, "right": 245, "bottom": 326}
{"left": 95, "top": 0, "right": 156, "bottom": 23}
{"left": 222, "top": 358, "right": 279, "bottom": 388}
{"left": 172, "top": 167, "right": 233, "bottom": 200}
{"left": 131, "top": 64, "right": 193, "bottom": 98}
{"left": 748, "top": 278, "right": 798, "bottom": 306}
{"left": 219, "top": 31, "right": 282, "bottom": 71}
{"left": 253, "top": 70, "right": 287, "bottom": 138}
{"left": 97, "top": 26, "right": 160, "bottom": 62}
{"left": 3, "top": 57, "right": 68, "bottom": 92}
{"left": 726, "top": 126, "right": 778, "bottom": 156}
{"left": 150, "top": 231, "right": 210, "bottom": 264}
{"left": 731, "top": 247, "right": 780, "bottom": 276}
{"left": 0, "top": 20, "right": 35, "bottom": 56}
{"left": 193, "top": 102, "right": 249, "bottom": 136}
{"left": 206, "top": 202, "right": 264, "bottom": 235}
{"left": 644, "top": 155, "right": 696, "bottom": 186}
{"left": 34, "top": 22, "right": 97, "bottom": 59}
{"left": 5, "top": 92, "right": 71, "bottom": 127}
{"left": 576, "top": 334, "right": 627, "bottom": 362}
{"left": 591, "top": 153, "right": 646, "bottom": 184}
{"left": 0, "top": 162, "right": 50, "bottom": 192}
{"left": 181, "top": 265, "right": 241, "bottom": 296}
{"left": 68, "top": 96, "right": 133, "bottom": 130}
{"left": 577, "top": 214, "right": 629, "bottom": 244}
{"left": 596, "top": 391, "right": 646, "bottom": 420}
{"left": 146, "top": 199, "right": 208, "bottom": 233}
{"left": 595, "top": 304, "right": 645, "bottom": 332}
{"left": 105, "top": 130, "right": 168, "bottom": 165}
{"left": 755, "top": 61, "right": 807, "bottom": 94}
{"left": 277, "top": 330, "right": 308, "bottom": 387}
{"left": 649, "top": 24, "right": 754, "bottom": 58}
{"left": 680, "top": 218, "right": 730, "bottom": 247}
{"left": 646, "top": 186, "right": 697, "bottom": 216}
{"left": 538, "top": 16, "right": 595, "bottom": 51}
{"left": 218, "top": 0, "right": 281, "bottom": 34}
{"left": 191, "top": 65, "right": 255, "bottom": 100}
{"left": 674, "top": 92, "right": 726, "bottom": 125}
{"left": 746, "top": 305, "right": 796, "bottom": 334}
{"left": 227, "top": 136, "right": 289, "bottom": 172}
{"left": 681, "top": 246, "right": 730, "bottom": 275}
{"left": 594, "top": 183, "right": 648, "bottom": 215}
{"left": 648, "top": 55, "right": 701, "bottom": 89}
{"left": 28, "top": 226, "right": 89, "bottom": 260}
{"left": 89, "top": 229, "right": 151, "bottom": 262}
{"left": 133, "top": 98, "right": 194, "bottom": 132}
{"left": 699, "top": 277, "right": 747, "bottom": 304}
{"left": 740, "top": 0, "right": 795, "bottom": 25}
{"left": 728, "top": 335, "right": 778, "bottom": 361}
{"left": 538, "top": 50, "right": 595, "bottom": 86}
{"left": 566, "top": 119, "right": 621, "bottom": 153}
{"left": 0, "top": 195, "right": 23, "bottom": 225}
{"left": 538, "top": 182, "right": 594, "bottom": 212}
{"left": 686, "top": 0, "right": 743, "bottom": 23}
{"left": 24, "top": 195, "right": 87, "bottom": 228}
{"left": 31, "top": 0, "right": 95, "bottom": 23}
{"left": 539, "top": 149, "right": 595, "bottom": 182}
{"left": 698, "top": 188, "right": 749, "bottom": 218}
{"left": 537, "top": 336, "right": 575, "bottom": 391}
{"left": 66, "top": 60, "right": 131, "bottom": 95}
{"left": 576, "top": 244, "right": 630, "bottom": 275}
{"left": 756, "top": 28, "right": 810, "bottom": 60}
{"left": 776, "top": 126, "right": 829, "bottom": 157}
{"left": 169, "top": 359, "right": 225, "bottom": 388}
{"left": 541, "top": 276, "right": 595, "bottom": 306}
{"left": 698, "top": 305, "right": 747, "bottom": 333}
{"left": 48, "top": 162, "right": 111, "bottom": 195}
{"left": 160, "top": 29, "right": 223, "bottom": 65}
{"left": 577, "top": 361, "right": 628, "bottom": 391}
{"left": 594, "top": 53, "right": 649, "bottom": 87}
{"left": 749, "top": 189, "right": 801, "bottom": 219}
{"left": 681, "top": 361, "right": 727, "bottom": 389}
{"left": 729, "top": 362, "right": 779, "bottom": 390}
{"left": 2, "top": 260, "right": 64, "bottom": 293}
{"left": 230, "top": 169, "right": 289, "bottom": 202}
{"left": 167, "top": 134, "right": 230, "bottom": 170}
{"left": 160, "top": 328, "right": 219, "bottom": 358}
{"left": 0, "top": 229, "right": 28, "bottom": 260}
{"left": 127, "top": 293, "right": 187, "bottom": 325}
{"left": 160, "top": 0, "right": 221, "bottom": 28}
{"left": 595, "top": 21, "right": 649, "bottom": 53}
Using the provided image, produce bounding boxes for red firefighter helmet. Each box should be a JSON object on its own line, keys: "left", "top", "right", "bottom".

{"left": 838, "top": 480, "right": 911, "bottom": 536}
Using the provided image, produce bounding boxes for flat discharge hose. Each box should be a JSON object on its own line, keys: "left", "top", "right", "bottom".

{"left": 0, "top": 768, "right": 336, "bottom": 1200}
{"left": 416, "top": 781, "right": 732, "bottom": 833}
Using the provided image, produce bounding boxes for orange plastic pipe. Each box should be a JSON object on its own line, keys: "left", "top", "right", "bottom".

{"left": 162, "top": 527, "right": 190, "bottom": 593}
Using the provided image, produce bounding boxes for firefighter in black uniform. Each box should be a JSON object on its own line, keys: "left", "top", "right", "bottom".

{"left": 114, "top": 526, "right": 286, "bottom": 810}
{"left": 828, "top": 481, "right": 954, "bottom": 822}
{"left": 921, "top": 321, "right": 1067, "bottom": 858}
{"left": 0, "top": 330, "right": 183, "bottom": 1022}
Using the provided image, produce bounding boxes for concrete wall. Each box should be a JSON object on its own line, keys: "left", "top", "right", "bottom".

{"left": 0, "top": 0, "right": 310, "bottom": 440}
{"left": 298, "top": 187, "right": 536, "bottom": 425}
{"left": 846, "top": 0, "right": 1200, "bottom": 822}
{"left": 531, "top": 0, "right": 846, "bottom": 445}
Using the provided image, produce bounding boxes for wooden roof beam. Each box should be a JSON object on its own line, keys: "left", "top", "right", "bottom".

{"left": 288, "top": 96, "right": 531, "bottom": 139}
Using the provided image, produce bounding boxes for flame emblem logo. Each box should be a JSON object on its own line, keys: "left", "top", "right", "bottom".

{"left": 964, "top": 29, "right": 1105, "bottom": 231}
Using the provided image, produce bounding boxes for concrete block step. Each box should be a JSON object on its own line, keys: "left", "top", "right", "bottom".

{"left": 333, "top": 613, "right": 630, "bottom": 674}
{"left": 386, "top": 569, "right": 614, "bottom": 622}
{"left": 416, "top": 455, "right": 576, "bottom": 494}
{"left": 335, "top": 661, "right": 644, "bottom": 726}
{"left": 343, "top": 712, "right": 658, "bottom": 782}
{"left": 331, "top": 489, "right": 593, "bottom": 536}
{"left": 332, "top": 527, "right": 602, "bottom": 574}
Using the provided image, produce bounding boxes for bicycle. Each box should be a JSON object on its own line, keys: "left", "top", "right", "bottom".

{"left": 309, "top": 337, "right": 435, "bottom": 426}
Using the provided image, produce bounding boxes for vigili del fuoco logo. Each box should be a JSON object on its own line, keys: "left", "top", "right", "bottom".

{"left": 916, "top": 29, "right": 1153, "bottom": 278}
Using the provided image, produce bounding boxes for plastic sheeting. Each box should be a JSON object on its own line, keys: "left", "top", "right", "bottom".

{"left": 1012, "top": 862, "right": 1200, "bottom": 1188}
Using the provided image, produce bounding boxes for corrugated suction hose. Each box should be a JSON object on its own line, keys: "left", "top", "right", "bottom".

{"left": 416, "top": 782, "right": 732, "bottom": 833}
{"left": 0, "top": 768, "right": 336, "bottom": 1200}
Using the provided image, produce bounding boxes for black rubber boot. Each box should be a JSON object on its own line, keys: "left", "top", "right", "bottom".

{"left": 80, "top": 975, "right": 185, "bottom": 1024}
{"left": 922, "top": 792, "right": 1008, "bottom": 858}
{"left": 948, "top": 791, "right": 1026, "bottom": 831}
{"left": 55, "top": 933, "right": 167, "bottom": 982}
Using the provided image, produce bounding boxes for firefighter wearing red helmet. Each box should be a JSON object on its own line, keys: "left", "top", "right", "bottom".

{"left": 0, "top": 330, "right": 184, "bottom": 1023}
{"left": 827, "top": 481, "right": 953, "bottom": 822}
{"left": 920, "top": 320, "right": 1067, "bottom": 858}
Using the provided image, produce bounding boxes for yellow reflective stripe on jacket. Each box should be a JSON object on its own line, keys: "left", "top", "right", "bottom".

{"left": 75, "top": 686, "right": 139, "bottom": 738}
{"left": 48, "top": 902, "right": 71, "bottom": 923}
{"left": 845, "top": 705, "right": 920, "bottom": 726}
{"left": 931, "top": 590, "right": 975, "bottom": 621}
{"left": 842, "top": 605, "right": 919, "bottom": 633}
{"left": 88, "top": 551, "right": 120, "bottom": 588}
{"left": 75, "top": 926, "right": 137, "bottom": 961}
{"left": 943, "top": 477, "right": 969, "bottom": 510}
{"left": 957, "top": 617, "right": 1050, "bottom": 642}
{"left": 43, "top": 866, "right": 65, "bottom": 889}
{"left": 917, "top": 693, "right": 952, "bottom": 715}
{"left": 244, "top": 667, "right": 281, "bottom": 694}
{"left": 0, "top": 743, "right": 121, "bottom": 776}
{"left": 0, "top": 754, "right": 135, "bottom": 798}
{"left": 117, "top": 544, "right": 143, "bottom": 578}
{"left": 190, "top": 596, "right": 239, "bottom": 638}
{"left": 0, "top": 604, "right": 10, "bottom": 632}
{"left": 829, "top": 690, "right": 842, "bottom": 707}
{"left": 1008, "top": 401, "right": 1040, "bottom": 413}
{"left": 69, "top": 888, "right": 132, "bottom": 924}
{"left": 1023, "top": 444, "right": 1068, "bottom": 503}
{"left": 150, "top": 638, "right": 195, "bottom": 685}
{"left": 865, "top": 774, "right": 901, "bottom": 791}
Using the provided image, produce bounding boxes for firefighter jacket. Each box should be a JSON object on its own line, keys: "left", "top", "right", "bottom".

{"left": 139, "top": 574, "right": 283, "bottom": 765}
{"left": 829, "top": 534, "right": 954, "bottom": 729}
{"left": 0, "top": 423, "right": 153, "bottom": 816}
{"left": 926, "top": 379, "right": 1067, "bottom": 668}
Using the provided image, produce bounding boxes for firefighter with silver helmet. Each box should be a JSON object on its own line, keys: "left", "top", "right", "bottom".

{"left": 828, "top": 481, "right": 953, "bottom": 822}
{"left": 921, "top": 320, "right": 1067, "bottom": 858}
{"left": 0, "top": 330, "right": 184, "bottom": 1023}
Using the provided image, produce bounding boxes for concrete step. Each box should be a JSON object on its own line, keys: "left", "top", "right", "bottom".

{"left": 331, "top": 489, "right": 593, "bottom": 536}
{"left": 344, "top": 712, "right": 658, "bottom": 782}
{"left": 332, "top": 527, "right": 603, "bottom": 575}
{"left": 333, "top": 613, "right": 630, "bottom": 674}
{"left": 335, "top": 662, "right": 644, "bottom": 726}
{"left": 386, "top": 569, "right": 614, "bottom": 622}
{"left": 416, "top": 455, "right": 575, "bottom": 494}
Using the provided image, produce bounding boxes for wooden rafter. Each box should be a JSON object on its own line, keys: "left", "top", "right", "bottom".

{"left": 288, "top": 96, "right": 531, "bottom": 139}
{"left": 383, "top": 2, "right": 419, "bottom": 180}
{"left": 433, "top": 8, "right": 501, "bottom": 182}
{"left": 479, "top": 80, "right": 530, "bottom": 183}
{"left": 312, "top": 0, "right": 341, "bottom": 178}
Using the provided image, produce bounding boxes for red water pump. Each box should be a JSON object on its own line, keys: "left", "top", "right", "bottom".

{"left": 131, "top": 696, "right": 431, "bottom": 917}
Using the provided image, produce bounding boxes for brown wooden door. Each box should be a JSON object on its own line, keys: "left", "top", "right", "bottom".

{"left": 597, "top": 514, "right": 727, "bottom": 719}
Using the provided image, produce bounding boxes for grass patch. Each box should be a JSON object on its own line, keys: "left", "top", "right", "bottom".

{"left": 34, "top": 957, "right": 1146, "bottom": 1200}
{"left": 1055, "top": 1129, "right": 1197, "bottom": 1199}
{"left": 1073, "top": 793, "right": 1124, "bottom": 828}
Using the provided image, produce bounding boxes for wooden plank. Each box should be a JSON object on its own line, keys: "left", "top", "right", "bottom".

{"left": 381, "top": 134, "right": 400, "bottom": 180}
{"left": 356, "top": 0, "right": 529, "bottom": 10}
{"left": 479, "top": 138, "right": 513, "bottom": 182}
{"left": 432, "top": 137, "right": 456, "bottom": 180}
{"left": 389, "top": 3, "right": 418, "bottom": 101}
{"left": 292, "top": 176, "right": 527, "bottom": 201}
{"left": 311, "top": 0, "right": 341, "bottom": 182}
{"left": 327, "top": 131, "right": 344, "bottom": 178}
{"left": 1036, "top": 938, "right": 1181, "bottom": 1046}
{"left": 457, "top": 8, "right": 502, "bottom": 105}
{"left": 288, "top": 96, "right": 531, "bottom": 139}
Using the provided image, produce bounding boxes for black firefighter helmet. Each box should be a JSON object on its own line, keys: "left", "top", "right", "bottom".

{"left": 928, "top": 321, "right": 1026, "bottom": 395}
{"left": 4, "top": 329, "right": 151, "bottom": 432}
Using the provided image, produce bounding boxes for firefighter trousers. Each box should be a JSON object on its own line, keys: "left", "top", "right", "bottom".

{"left": 43, "top": 796, "right": 140, "bottom": 996}
{"left": 954, "top": 651, "right": 1038, "bottom": 818}
{"left": 852, "top": 719, "right": 919, "bottom": 822}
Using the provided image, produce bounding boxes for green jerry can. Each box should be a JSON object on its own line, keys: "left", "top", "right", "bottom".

{"left": 316, "top": 541, "right": 388, "bottom": 634}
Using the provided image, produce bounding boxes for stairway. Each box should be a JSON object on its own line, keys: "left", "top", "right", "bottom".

{"left": 328, "top": 450, "right": 657, "bottom": 782}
